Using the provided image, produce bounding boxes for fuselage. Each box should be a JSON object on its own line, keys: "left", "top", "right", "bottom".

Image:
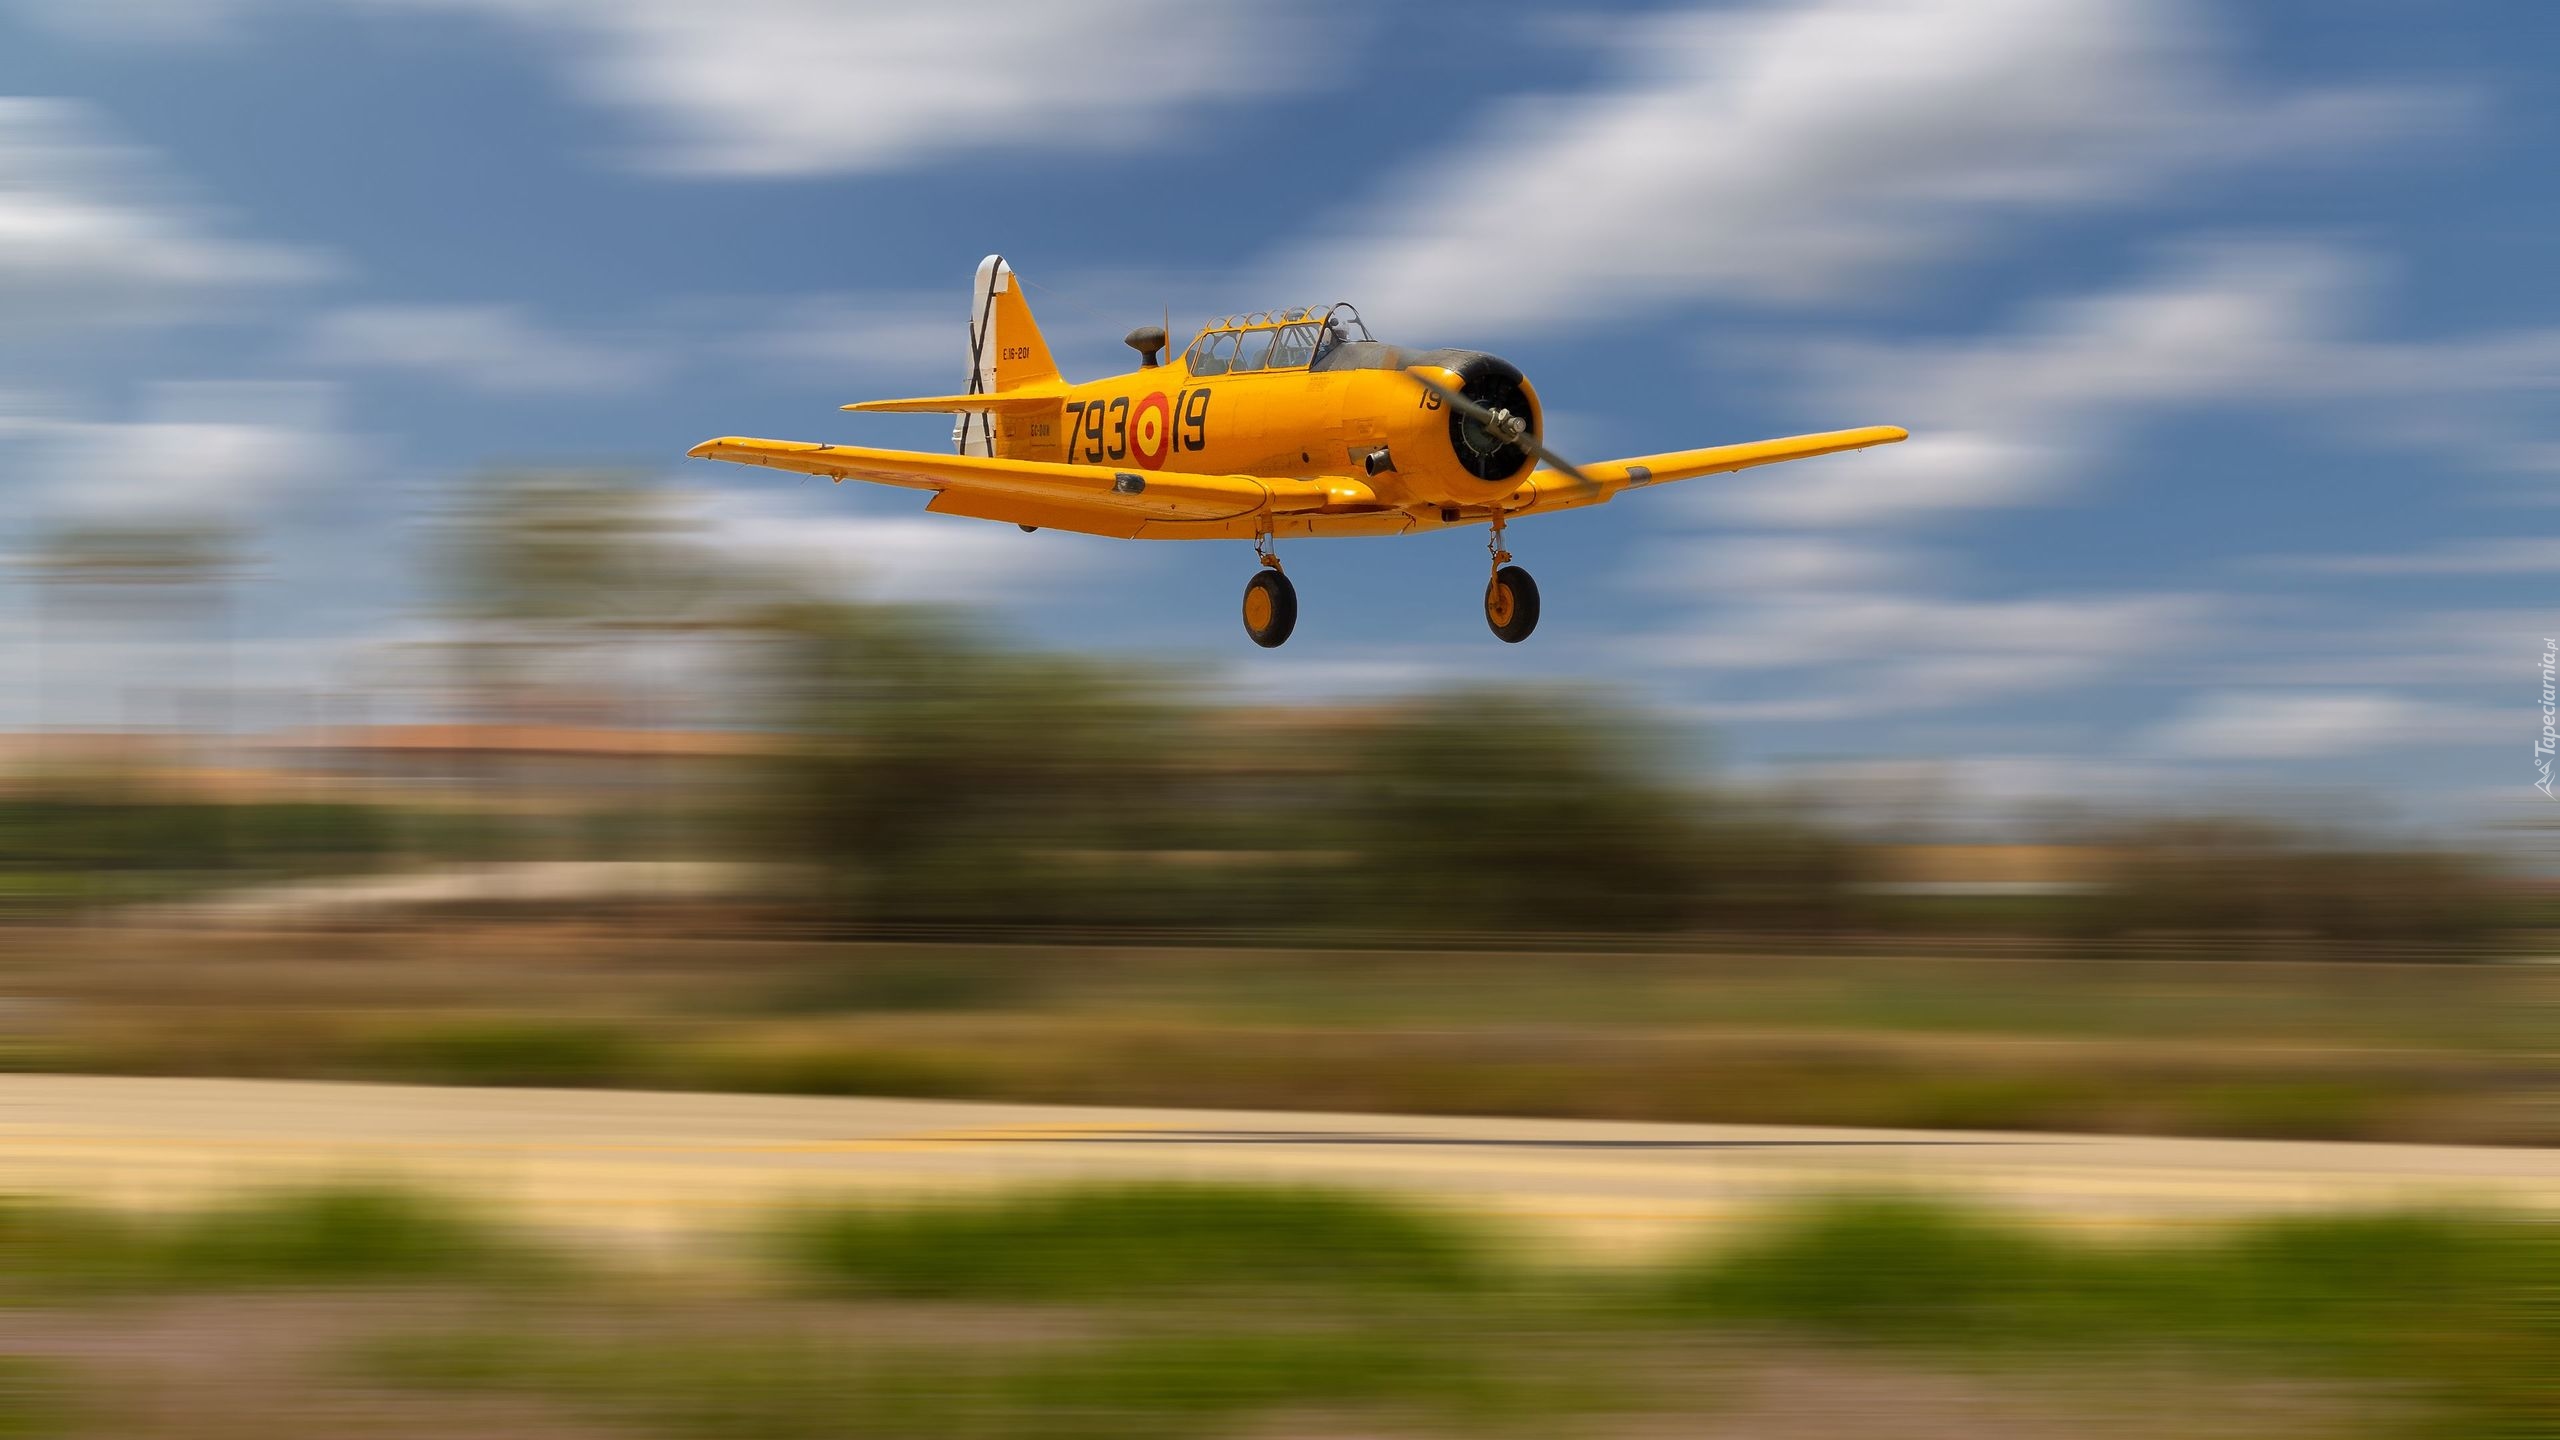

{"left": 993, "top": 324, "right": 1543, "bottom": 519}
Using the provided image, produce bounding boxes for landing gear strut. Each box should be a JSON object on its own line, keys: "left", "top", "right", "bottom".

{"left": 1242, "top": 531, "right": 1297, "bottom": 648}
{"left": 1483, "top": 516, "right": 1539, "bottom": 643}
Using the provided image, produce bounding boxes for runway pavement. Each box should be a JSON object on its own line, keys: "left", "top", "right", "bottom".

{"left": 5, "top": 1075, "right": 2557, "bottom": 1260}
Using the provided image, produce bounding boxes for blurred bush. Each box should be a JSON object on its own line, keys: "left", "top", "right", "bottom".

{"left": 0, "top": 1186, "right": 535, "bottom": 1295}
{"left": 152, "top": 1187, "right": 538, "bottom": 1286}
{"left": 0, "top": 790, "right": 399, "bottom": 913}
{"left": 775, "top": 1182, "right": 1490, "bottom": 1300}
{"left": 374, "top": 1018, "right": 651, "bottom": 1089}
{"left": 1663, "top": 1197, "right": 2560, "bottom": 1436}
{"left": 2087, "top": 818, "right": 2510, "bottom": 953}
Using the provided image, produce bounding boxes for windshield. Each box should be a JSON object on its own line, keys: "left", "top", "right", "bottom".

{"left": 1311, "top": 303, "right": 1373, "bottom": 363}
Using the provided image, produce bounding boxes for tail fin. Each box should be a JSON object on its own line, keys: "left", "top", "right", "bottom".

{"left": 957, "top": 254, "right": 1061, "bottom": 456}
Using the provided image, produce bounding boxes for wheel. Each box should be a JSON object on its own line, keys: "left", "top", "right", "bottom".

{"left": 1242, "top": 568, "right": 1298, "bottom": 648}
{"left": 1485, "top": 564, "right": 1540, "bottom": 643}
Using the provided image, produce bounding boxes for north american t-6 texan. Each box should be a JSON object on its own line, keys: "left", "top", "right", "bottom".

{"left": 692, "top": 255, "right": 1907, "bottom": 648}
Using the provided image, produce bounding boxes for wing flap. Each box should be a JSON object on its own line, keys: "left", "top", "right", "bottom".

{"left": 688, "top": 436, "right": 1375, "bottom": 523}
{"left": 1513, "top": 425, "right": 1907, "bottom": 512}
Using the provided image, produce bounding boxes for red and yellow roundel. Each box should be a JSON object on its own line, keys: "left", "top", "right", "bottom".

{"left": 1131, "top": 391, "right": 1172, "bottom": 469}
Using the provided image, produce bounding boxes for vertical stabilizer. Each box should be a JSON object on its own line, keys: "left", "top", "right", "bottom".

{"left": 957, "top": 254, "right": 1062, "bottom": 456}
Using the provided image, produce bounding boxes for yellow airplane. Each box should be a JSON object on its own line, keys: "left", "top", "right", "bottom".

{"left": 692, "top": 255, "right": 1906, "bottom": 647}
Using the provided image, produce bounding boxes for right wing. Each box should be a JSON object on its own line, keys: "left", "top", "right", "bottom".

{"left": 687, "top": 436, "right": 1376, "bottom": 534}
{"left": 1509, "top": 425, "right": 1908, "bottom": 513}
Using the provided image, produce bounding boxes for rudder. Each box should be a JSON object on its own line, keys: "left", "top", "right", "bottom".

{"left": 958, "top": 254, "right": 1061, "bottom": 456}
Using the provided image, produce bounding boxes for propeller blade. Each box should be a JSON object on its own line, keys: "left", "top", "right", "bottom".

{"left": 1403, "top": 368, "right": 1593, "bottom": 487}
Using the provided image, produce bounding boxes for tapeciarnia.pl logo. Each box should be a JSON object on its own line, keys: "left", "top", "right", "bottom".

{"left": 2539, "top": 637, "right": 2557, "bottom": 797}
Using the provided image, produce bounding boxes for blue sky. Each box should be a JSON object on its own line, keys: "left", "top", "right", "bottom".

{"left": 2, "top": 0, "right": 2554, "bottom": 832}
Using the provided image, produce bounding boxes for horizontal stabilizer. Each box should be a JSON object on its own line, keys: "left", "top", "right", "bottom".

{"left": 845, "top": 384, "right": 1068, "bottom": 415}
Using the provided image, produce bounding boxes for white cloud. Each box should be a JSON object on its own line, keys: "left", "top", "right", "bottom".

{"left": 521, "top": 0, "right": 1324, "bottom": 177}
{"left": 1720, "top": 240, "right": 2357, "bottom": 525}
{"left": 1642, "top": 585, "right": 2213, "bottom": 729}
{"left": 1715, "top": 241, "right": 2560, "bottom": 526}
{"left": 1741, "top": 753, "right": 2220, "bottom": 833}
{"left": 0, "top": 97, "right": 322, "bottom": 327}
{"left": 1281, "top": 0, "right": 2463, "bottom": 337}
{"left": 2208, "top": 608, "right": 2560, "bottom": 692}
{"left": 1639, "top": 534, "right": 1920, "bottom": 594}
{"left": 12, "top": 0, "right": 254, "bottom": 43}
{"left": 677, "top": 487, "right": 1118, "bottom": 607}
{"left": 10, "top": 382, "right": 347, "bottom": 524}
{"left": 1664, "top": 588, "right": 2203, "bottom": 672}
{"left": 2144, "top": 689, "right": 2490, "bottom": 760}
{"left": 2270, "top": 538, "right": 2560, "bottom": 577}
{"left": 31, "top": 0, "right": 1332, "bottom": 176}
{"left": 1208, "top": 648, "right": 1513, "bottom": 705}
{"left": 706, "top": 293, "right": 959, "bottom": 383}
{"left": 1674, "top": 695, "right": 1859, "bottom": 723}
{"left": 305, "top": 304, "right": 661, "bottom": 394}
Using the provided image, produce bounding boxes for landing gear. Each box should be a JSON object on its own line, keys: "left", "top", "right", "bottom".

{"left": 1486, "top": 566, "right": 1539, "bottom": 642}
{"left": 1483, "top": 517, "right": 1539, "bottom": 643}
{"left": 1242, "top": 536, "right": 1297, "bottom": 648}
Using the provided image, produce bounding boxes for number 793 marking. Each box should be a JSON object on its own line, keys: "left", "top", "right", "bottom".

{"left": 1063, "top": 391, "right": 1211, "bottom": 463}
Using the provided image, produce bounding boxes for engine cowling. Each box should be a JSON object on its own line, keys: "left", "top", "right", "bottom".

{"left": 1438, "top": 352, "right": 1539, "bottom": 486}
{"left": 1375, "top": 349, "right": 1540, "bottom": 508}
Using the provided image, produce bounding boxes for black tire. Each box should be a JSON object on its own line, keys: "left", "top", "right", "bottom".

{"left": 1242, "top": 568, "right": 1298, "bottom": 648}
{"left": 1485, "top": 564, "right": 1540, "bottom": 643}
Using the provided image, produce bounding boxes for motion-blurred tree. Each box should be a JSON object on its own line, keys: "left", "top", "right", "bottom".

{"left": 1333, "top": 692, "right": 1706, "bottom": 932}
{"left": 751, "top": 599, "right": 1226, "bottom": 928}
{"left": 2092, "top": 817, "right": 2505, "bottom": 954}
{"left": 1333, "top": 693, "right": 1857, "bottom": 933}
{"left": 434, "top": 470, "right": 734, "bottom": 724}
{"left": 26, "top": 519, "right": 244, "bottom": 735}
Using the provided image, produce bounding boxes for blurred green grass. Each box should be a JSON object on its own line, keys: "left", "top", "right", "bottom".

{"left": 0, "top": 1180, "right": 2548, "bottom": 1438}
{"left": 367, "top": 1181, "right": 2557, "bottom": 1439}
{"left": 372, "top": 1323, "right": 1558, "bottom": 1440}
{"left": 0, "top": 1359, "right": 66, "bottom": 1440}
{"left": 12, "top": 930, "right": 2554, "bottom": 1144}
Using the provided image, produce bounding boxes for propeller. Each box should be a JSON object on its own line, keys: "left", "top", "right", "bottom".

{"left": 1403, "top": 367, "right": 1593, "bottom": 487}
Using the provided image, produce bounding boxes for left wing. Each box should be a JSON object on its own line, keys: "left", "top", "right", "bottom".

{"left": 688, "top": 436, "right": 1375, "bottom": 529}
{"left": 1507, "top": 425, "right": 1907, "bottom": 514}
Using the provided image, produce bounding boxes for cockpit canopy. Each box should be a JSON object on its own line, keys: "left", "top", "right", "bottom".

{"left": 1182, "top": 303, "right": 1374, "bottom": 377}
